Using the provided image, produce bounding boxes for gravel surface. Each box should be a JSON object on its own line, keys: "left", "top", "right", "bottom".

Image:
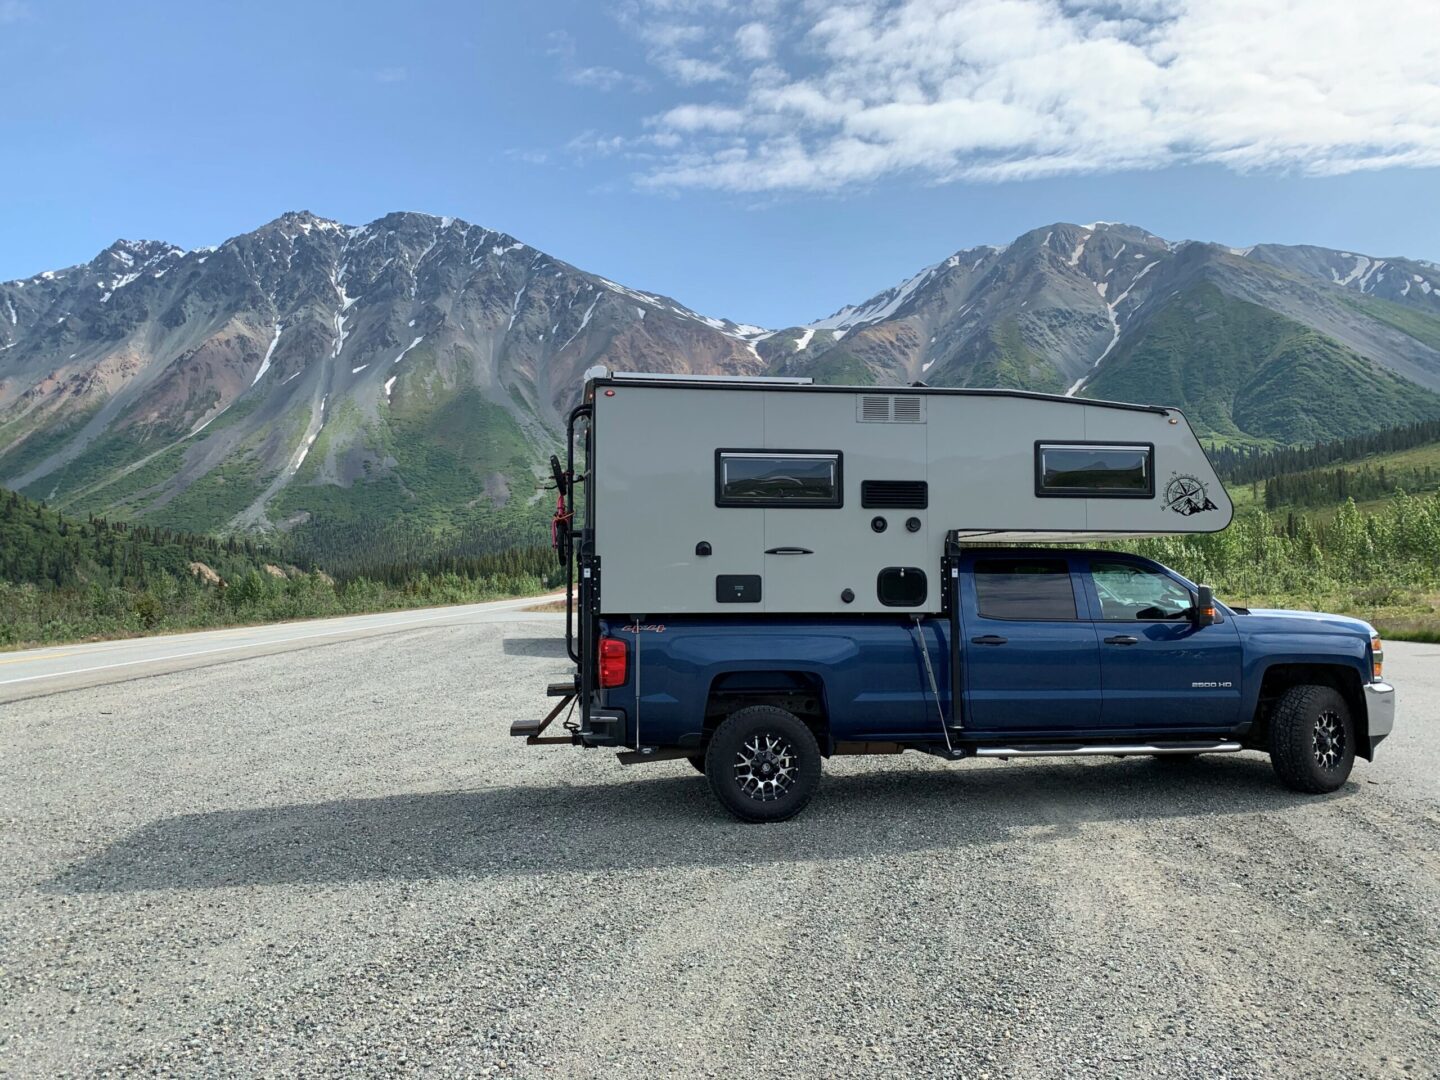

{"left": 1, "top": 615, "right": 1437, "bottom": 1078}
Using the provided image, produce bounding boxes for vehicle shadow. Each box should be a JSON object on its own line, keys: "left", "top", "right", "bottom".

{"left": 501, "top": 636, "right": 572, "bottom": 658}
{"left": 49, "top": 754, "right": 1347, "bottom": 894}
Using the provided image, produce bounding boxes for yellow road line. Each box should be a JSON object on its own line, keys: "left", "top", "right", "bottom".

{"left": 0, "top": 652, "right": 74, "bottom": 665}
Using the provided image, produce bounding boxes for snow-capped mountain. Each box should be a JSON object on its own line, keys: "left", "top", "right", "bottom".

{"left": 759, "top": 223, "right": 1440, "bottom": 405}
{"left": 0, "top": 211, "right": 767, "bottom": 534}
{"left": 4, "top": 213, "right": 1440, "bottom": 536}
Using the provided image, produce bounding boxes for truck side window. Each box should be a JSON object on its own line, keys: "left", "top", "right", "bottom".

{"left": 1090, "top": 561, "right": 1194, "bottom": 620}
{"left": 715, "top": 450, "right": 842, "bottom": 507}
{"left": 973, "top": 559, "right": 1076, "bottom": 620}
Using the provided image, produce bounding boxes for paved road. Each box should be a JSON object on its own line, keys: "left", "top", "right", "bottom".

{"left": 0, "top": 594, "right": 563, "bottom": 703}
{"left": 1, "top": 616, "right": 1437, "bottom": 1077}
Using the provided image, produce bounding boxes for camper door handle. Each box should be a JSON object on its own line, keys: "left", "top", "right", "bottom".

{"left": 1104, "top": 635, "right": 1140, "bottom": 646}
{"left": 764, "top": 547, "right": 813, "bottom": 555}
{"left": 970, "top": 635, "right": 1008, "bottom": 646}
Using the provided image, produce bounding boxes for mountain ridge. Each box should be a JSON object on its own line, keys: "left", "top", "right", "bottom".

{"left": 5, "top": 212, "right": 1440, "bottom": 540}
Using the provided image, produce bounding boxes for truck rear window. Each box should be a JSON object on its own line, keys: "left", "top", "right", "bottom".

{"left": 973, "top": 559, "right": 1077, "bottom": 620}
{"left": 1036, "top": 443, "right": 1153, "bottom": 497}
{"left": 715, "top": 451, "right": 842, "bottom": 507}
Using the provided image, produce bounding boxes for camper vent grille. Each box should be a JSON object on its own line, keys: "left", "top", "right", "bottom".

{"left": 857, "top": 394, "right": 926, "bottom": 423}
{"left": 862, "top": 480, "right": 929, "bottom": 509}
{"left": 892, "top": 396, "right": 923, "bottom": 422}
{"left": 860, "top": 396, "right": 891, "bottom": 422}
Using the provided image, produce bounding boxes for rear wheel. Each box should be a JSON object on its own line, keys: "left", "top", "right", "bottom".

{"left": 704, "top": 705, "right": 821, "bottom": 823}
{"left": 1269, "top": 684, "right": 1355, "bottom": 793}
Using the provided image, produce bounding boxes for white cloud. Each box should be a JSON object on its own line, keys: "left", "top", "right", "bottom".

{"left": 569, "top": 65, "right": 652, "bottom": 92}
{"left": 603, "top": 0, "right": 1440, "bottom": 192}
{"left": 735, "top": 21, "right": 774, "bottom": 60}
{"left": 655, "top": 103, "right": 751, "bottom": 132}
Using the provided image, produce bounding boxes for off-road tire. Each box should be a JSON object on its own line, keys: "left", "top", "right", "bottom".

{"left": 704, "top": 705, "right": 821, "bottom": 823}
{"left": 686, "top": 755, "right": 706, "bottom": 774}
{"left": 1270, "top": 684, "right": 1356, "bottom": 793}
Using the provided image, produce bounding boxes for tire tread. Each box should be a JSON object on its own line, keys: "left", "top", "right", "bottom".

{"left": 1270, "top": 684, "right": 1354, "bottom": 793}
{"left": 704, "top": 705, "right": 821, "bottom": 823}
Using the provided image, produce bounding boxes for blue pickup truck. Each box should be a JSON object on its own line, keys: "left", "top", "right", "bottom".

{"left": 516, "top": 376, "right": 1396, "bottom": 822}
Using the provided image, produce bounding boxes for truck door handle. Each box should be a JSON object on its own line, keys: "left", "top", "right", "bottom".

{"left": 970, "top": 635, "right": 1008, "bottom": 646}
{"left": 764, "top": 547, "right": 813, "bottom": 555}
{"left": 1104, "top": 635, "right": 1140, "bottom": 645}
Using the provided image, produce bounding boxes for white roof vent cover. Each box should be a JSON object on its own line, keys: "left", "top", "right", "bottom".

{"left": 858, "top": 394, "right": 926, "bottom": 423}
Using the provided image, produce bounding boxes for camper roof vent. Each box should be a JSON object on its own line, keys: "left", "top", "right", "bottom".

{"left": 857, "top": 394, "right": 926, "bottom": 423}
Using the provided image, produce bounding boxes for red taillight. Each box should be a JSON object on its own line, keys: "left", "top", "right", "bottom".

{"left": 599, "top": 636, "right": 628, "bottom": 688}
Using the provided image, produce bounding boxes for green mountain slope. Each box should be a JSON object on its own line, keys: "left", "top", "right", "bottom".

{"left": 1083, "top": 284, "right": 1440, "bottom": 447}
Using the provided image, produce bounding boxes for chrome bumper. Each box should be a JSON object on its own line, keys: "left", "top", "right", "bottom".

{"left": 1364, "top": 681, "right": 1395, "bottom": 753}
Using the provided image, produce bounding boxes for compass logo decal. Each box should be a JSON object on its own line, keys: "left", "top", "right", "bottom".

{"left": 1162, "top": 473, "right": 1219, "bottom": 516}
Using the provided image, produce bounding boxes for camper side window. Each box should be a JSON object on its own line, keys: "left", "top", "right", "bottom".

{"left": 715, "top": 451, "right": 843, "bottom": 508}
{"left": 1035, "top": 443, "right": 1154, "bottom": 498}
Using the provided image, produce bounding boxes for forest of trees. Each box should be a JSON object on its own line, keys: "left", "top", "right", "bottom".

{"left": 1207, "top": 419, "right": 1440, "bottom": 511}
{"left": 1210, "top": 419, "right": 1440, "bottom": 485}
{"left": 0, "top": 487, "right": 563, "bottom": 647}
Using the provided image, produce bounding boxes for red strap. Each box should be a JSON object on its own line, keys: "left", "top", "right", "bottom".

{"left": 551, "top": 490, "right": 572, "bottom": 547}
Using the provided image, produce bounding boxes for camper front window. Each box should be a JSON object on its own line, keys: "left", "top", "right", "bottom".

{"left": 1036, "top": 442, "right": 1154, "bottom": 498}
{"left": 715, "top": 451, "right": 842, "bottom": 507}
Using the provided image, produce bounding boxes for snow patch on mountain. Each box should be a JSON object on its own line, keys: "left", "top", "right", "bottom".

{"left": 1336, "top": 255, "right": 1371, "bottom": 287}
{"left": 1067, "top": 260, "right": 1160, "bottom": 397}
{"left": 809, "top": 263, "right": 939, "bottom": 332}
{"left": 392, "top": 336, "right": 424, "bottom": 365}
{"left": 252, "top": 324, "right": 283, "bottom": 386}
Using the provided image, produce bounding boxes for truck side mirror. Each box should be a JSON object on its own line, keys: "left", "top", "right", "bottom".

{"left": 1194, "top": 585, "right": 1216, "bottom": 628}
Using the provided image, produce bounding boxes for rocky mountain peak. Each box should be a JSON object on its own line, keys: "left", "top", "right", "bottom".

{"left": 3, "top": 212, "right": 1439, "bottom": 541}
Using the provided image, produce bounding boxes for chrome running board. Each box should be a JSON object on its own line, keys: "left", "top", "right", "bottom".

{"left": 973, "top": 741, "right": 1242, "bottom": 759}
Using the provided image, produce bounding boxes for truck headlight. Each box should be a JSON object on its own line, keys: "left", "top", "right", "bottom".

{"left": 1372, "top": 636, "right": 1384, "bottom": 681}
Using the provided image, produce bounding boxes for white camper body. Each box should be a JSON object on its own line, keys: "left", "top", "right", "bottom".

{"left": 587, "top": 372, "right": 1232, "bottom": 616}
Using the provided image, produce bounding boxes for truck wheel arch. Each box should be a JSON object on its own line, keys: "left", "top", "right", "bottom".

{"left": 702, "top": 671, "right": 831, "bottom": 754}
{"left": 1253, "top": 662, "right": 1372, "bottom": 761}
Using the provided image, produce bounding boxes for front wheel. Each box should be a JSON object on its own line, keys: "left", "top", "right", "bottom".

{"left": 1269, "top": 684, "right": 1356, "bottom": 793}
{"left": 704, "top": 706, "right": 821, "bottom": 823}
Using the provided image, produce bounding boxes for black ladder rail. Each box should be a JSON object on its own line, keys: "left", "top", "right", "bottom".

{"left": 563, "top": 403, "right": 592, "bottom": 667}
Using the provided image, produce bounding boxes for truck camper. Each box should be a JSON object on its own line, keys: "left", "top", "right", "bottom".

{"left": 515, "top": 369, "right": 1395, "bottom": 822}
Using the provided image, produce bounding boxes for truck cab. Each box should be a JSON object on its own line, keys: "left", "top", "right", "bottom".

{"left": 515, "top": 373, "right": 1396, "bottom": 822}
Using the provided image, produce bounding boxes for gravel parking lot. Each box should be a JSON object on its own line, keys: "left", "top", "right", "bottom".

{"left": 2, "top": 612, "right": 1437, "bottom": 1077}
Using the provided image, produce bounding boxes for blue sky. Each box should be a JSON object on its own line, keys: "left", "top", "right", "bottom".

{"left": 2, "top": 0, "right": 1437, "bottom": 328}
